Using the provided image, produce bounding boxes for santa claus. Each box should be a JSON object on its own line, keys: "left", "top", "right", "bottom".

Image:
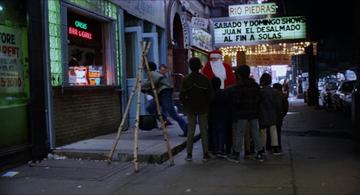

{"left": 202, "top": 50, "right": 235, "bottom": 89}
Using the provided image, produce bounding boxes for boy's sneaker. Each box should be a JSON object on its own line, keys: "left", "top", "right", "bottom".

{"left": 273, "top": 147, "right": 282, "bottom": 156}
{"left": 227, "top": 152, "right": 240, "bottom": 163}
{"left": 258, "top": 147, "right": 266, "bottom": 155}
{"left": 202, "top": 153, "right": 210, "bottom": 162}
{"left": 185, "top": 154, "right": 192, "bottom": 161}
{"left": 216, "top": 152, "right": 227, "bottom": 159}
{"left": 254, "top": 153, "right": 264, "bottom": 162}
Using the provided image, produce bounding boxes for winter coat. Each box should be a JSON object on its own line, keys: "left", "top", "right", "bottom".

{"left": 259, "top": 86, "right": 281, "bottom": 127}
{"left": 180, "top": 72, "right": 213, "bottom": 114}
{"left": 227, "top": 78, "right": 261, "bottom": 120}
{"left": 141, "top": 71, "right": 172, "bottom": 95}
{"left": 275, "top": 90, "right": 289, "bottom": 122}
{"left": 209, "top": 89, "right": 230, "bottom": 124}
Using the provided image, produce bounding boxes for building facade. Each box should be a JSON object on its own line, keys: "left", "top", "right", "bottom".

{"left": 166, "top": 0, "right": 212, "bottom": 91}
{"left": 47, "top": 0, "right": 122, "bottom": 147}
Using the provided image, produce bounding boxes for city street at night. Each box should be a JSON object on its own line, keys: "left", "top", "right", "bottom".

{"left": 1, "top": 0, "right": 360, "bottom": 194}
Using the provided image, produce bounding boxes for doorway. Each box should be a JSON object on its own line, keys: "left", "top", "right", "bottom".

{"left": 124, "top": 27, "right": 159, "bottom": 126}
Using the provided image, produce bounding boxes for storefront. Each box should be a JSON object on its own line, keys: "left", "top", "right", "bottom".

{"left": 1, "top": 0, "right": 48, "bottom": 167}
{"left": 48, "top": 0, "right": 122, "bottom": 146}
{"left": 0, "top": 0, "right": 30, "bottom": 166}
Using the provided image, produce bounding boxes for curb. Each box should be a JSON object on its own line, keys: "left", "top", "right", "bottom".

{"left": 54, "top": 134, "right": 200, "bottom": 164}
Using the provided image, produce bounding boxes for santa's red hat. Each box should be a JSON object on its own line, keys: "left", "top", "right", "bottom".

{"left": 209, "top": 50, "right": 222, "bottom": 59}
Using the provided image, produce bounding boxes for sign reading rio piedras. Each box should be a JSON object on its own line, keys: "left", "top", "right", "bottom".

{"left": 213, "top": 16, "right": 306, "bottom": 46}
{"left": 229, "top": 3, "right": 278, "bottom": 17}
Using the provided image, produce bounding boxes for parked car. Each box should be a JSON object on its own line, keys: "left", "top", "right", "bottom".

{"left": 332, "top": 80, "right": 356, "bottom": 116}
{"left": 319, "top": 81, "right": 338, "bottom": 108}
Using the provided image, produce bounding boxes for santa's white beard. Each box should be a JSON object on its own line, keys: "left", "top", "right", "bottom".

{"left": 210, "top": 60, "right": 227, "bottom": 89}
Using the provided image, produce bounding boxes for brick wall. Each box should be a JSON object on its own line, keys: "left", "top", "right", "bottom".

{"left": 53, "top": 87, "right": 122, "bottom": 146}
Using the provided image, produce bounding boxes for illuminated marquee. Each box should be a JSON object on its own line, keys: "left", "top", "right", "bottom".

{"left": 212, "top": 16, "right": 306, "bottom": 46}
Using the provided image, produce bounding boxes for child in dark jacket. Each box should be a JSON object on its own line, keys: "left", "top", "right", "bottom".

{"left": 208, "top": 77, "right": 232, "bottom": 157}
{"left": 273, "top": 83, "right": 289, "bottom": 152}
{"left": 180, "top": 57, "right": 214, "bottom": 161}
{"left": 259, "top": 73, "right": 281, "bottom": 155}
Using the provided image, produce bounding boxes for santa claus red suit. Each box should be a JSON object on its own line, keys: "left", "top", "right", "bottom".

{"left": 202, "top": 50, "right": 235, "bottom": 89}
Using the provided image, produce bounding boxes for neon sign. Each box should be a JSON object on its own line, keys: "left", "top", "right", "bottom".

{"left": 68, "top": 26, "right": 92, "bottom": 40}
{"left": 75, "top": 20, "right": 87, "bottom": 29}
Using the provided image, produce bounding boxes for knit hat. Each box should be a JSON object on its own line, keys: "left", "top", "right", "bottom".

{"left": 209, "top": 50, "right": 222, "bottom": 59}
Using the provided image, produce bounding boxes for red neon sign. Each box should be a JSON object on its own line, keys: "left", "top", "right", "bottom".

{"left": 68, "top": 26, "right": 93, "bottom": 40}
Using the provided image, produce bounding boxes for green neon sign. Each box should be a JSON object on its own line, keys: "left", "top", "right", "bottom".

{"left": 75, "top": 20, "right": 87, "bottom": 30}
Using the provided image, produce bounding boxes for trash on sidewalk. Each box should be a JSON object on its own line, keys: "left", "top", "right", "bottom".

{"left": 2, "top": 171, "right": 19, "bottom": 177}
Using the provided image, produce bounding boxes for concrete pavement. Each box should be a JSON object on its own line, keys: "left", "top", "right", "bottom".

{"left": 54, "top": 122, "right": 199, "bottom": 164}
{"left": 1, "top": 98, "right": 360, "bottom": 195}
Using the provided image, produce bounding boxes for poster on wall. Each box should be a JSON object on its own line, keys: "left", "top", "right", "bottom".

{"left": 0, "top": 25, "right": 23, "bottom": 94}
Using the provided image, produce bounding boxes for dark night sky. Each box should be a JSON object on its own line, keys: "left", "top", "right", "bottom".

{"left": 284, "top": 0, "right": 359, "bottom": 42}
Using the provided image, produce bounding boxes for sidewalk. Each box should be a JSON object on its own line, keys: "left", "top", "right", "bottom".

{"left": 54, "top": 123, "right": 200, "bottom": 164}
{"left": 283, "top": 97, "right": 358, "bottom": 140}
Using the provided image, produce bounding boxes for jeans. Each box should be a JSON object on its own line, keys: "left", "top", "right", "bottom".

{"left": 186, "top": 113, "right": 208, "bottom": 155}
{"left": 155, "top": 89, "right": 187, "bottom": 134}
{"left": 145, "top": 99, "right": 170, "bottom": 121}
{"left": 210, "top": 123, "right": 228, "bottom": 153}
{"left": 233, "top": 119, "right": 261, "bottom": 154}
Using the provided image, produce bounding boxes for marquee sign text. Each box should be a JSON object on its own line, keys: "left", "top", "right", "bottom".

{"left": 229, "top": 3, "right": 277, "bottom": 17}
{"left": 213, "top": 16, "right": 306, "bottom": 46}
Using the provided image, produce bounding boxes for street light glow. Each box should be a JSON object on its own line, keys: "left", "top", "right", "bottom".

{"left": 0, "top": 5, "right": 3, "bottom": 11}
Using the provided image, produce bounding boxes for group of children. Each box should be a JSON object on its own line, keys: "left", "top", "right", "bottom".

{"left": 180, "top": 57, "right": 289, "bottom": 162}
{"left": 142, "top": 57, "right": 289, "bottom": 163}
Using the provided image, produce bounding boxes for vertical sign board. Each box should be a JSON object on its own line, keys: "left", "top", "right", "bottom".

{"left": 190, "top": 27, "right": 212, "bottom": 52}
{"left": 213, "top": 16, "right": 306, "bottom": 47}
{"left": 0, "top": 25, "right": 23, "bottom": 94}
{"left": 191, "top": 17, "right": 209, "bottom": 29}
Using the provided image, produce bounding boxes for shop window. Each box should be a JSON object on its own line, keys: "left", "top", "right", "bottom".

{"left": 0, "top": 0, "right": 29, "bottom": 148}
{"left": 67, "top": 10, "right": 114, "bottom": 86}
